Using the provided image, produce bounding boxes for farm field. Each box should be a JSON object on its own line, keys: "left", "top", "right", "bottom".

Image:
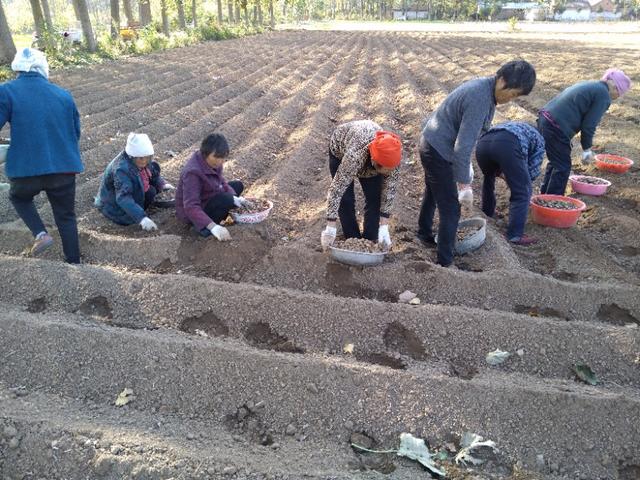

{"left": 0, "top": 30, "right": 639, "bottom": 479}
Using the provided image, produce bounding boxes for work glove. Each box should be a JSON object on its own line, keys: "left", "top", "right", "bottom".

{"left": 140, "top": 217, "right": 158, "bottom": 231}
{"left": 581, "top": 150, "right": 595, "bottom": 165}
{"left": 233, "top": 196, "right": 254, "bottom": 209}
{"left": 209, "top": 224, "right": 232, "bottom": 241}
{"left": 320, "top": 225, "right": 337, "bottom": 250}
{"left": 457, "top": 184, "right": 473, "bottom": 207}
{"left": 378, "top": 224, "right": 391, "bottom": 250}
{"left": 162, "top": 182, "right": 176, "bottom": 191}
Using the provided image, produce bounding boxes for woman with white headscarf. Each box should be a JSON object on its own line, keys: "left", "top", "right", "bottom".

{"left": 0, "top": 48, "right": 83, "bottom": 263}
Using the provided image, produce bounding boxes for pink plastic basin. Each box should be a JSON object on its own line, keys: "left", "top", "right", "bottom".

{"left": 569, "top": 175, "right": 611, "bottom": 196}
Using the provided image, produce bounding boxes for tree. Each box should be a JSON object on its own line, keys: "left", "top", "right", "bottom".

{"left": 176, "top": 0, "right": 187, "bottom": 28}
{"left": 28, "top": 0, "right": 47, "bottom": 42}
{"left": 217, "top": 0, "right": 224, "bottom": 22}
{"left": 161, "top": 0, "right": 170, "bottom": 35}
{"left": 192, "top": 0, "right": 198, "bottom": 26}
{"left": 122, "top": 0, "right": 135, "bottom": 26}
{"left": 228, "top": 0, "right": 234, "bottom": 21}
{"left": 139, "top": 0, "right": 152, "bottom": 25}
{"left": 0, "top": 0, "right": 16, "bottom": 65}
{"left": 269, "top": 0, "right": 274, "bottom": 25}
{"left": 73, "top": 0, "right": 97, "bottom": 52}
{"left": 41, "top": 0, "right": 54, "bottom": 31}
{"left": 110, "top": 0, "right": 120, "bottom": 38}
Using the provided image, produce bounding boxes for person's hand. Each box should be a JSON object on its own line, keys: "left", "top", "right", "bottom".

{"left": 457, "top": 184, "right": 473, "bottom": 206}
{"left": 321, "top": 225, "right": 337, "bottom": 250}
{"left": 140, "top": 217, "right": 158, "bottom": 231}
{"left": 582, "top": 150, "right": 595, "bottom": 165}
{"left": 233, "top": 196, "right": 254, "bottom": 209}
{"left": 378, "top": 224, "right": 391, "bottom": 250}
{"left": 209, "top": 224, "right": 231, "bottom": 241}
{"left": 163, "top": 182, "right": 176, "bottom": 191}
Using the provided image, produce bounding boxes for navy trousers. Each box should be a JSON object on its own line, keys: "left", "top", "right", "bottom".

{"left": 538, "top": 116, "right": 572, "bottom": 195}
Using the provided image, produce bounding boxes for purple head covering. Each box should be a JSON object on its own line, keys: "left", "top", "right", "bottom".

{"left": 601, "top": 68, "right": 632, "bottom": 96}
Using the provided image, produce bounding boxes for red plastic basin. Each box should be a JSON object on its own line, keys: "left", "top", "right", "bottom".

{"left": 530, "top": 194, "right": 586, "bottom": 228}
{"left": 595, "top": 154, "right": 633, "bottom": 174}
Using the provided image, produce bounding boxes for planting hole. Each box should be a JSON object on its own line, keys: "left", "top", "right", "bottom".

{"left": 383, "top": 322, "right": 426, "bottom": 360}
{"left": 356, "top": 352, "right": 406, "bottom": 370}
{"left": 514, "top": 305, "right": 568, "bottom": 320}
{"left": 597, "top": 304, "right": 639, "bottom": 326}
{"left": 245, "top": 322, "right": 304, "bottom": 353}
{"left": 180, "top": 311, "right": 229, "bottom": 337}
{"left": 26, "top": 297, "right": 47, "bottom": 314}
{"left": 77, "top": 296, "right": 113, "bottom": 319}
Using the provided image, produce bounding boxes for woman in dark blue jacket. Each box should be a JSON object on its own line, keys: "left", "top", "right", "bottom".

{"left": 95, "top": 133, "right": 173, "bottom": 231}
{"left": 0, "top": 48, "right": 83, "bottom": 263}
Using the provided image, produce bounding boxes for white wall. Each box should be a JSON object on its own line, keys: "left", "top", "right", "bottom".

{"left": 555, "top": 8, "right": 591, "bottom": 20}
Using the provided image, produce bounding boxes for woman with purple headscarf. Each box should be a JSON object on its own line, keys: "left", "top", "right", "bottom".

{"left": 537, "top": 68, "right": 632, "bottom": 195}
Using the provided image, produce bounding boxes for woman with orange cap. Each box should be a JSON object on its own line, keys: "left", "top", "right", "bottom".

{"left": 321, "top": 120, "right": 403, "bottom": 250}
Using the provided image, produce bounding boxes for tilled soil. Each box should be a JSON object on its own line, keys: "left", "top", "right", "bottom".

{"left": 1, "top": 30, "right": 639, "bottom": 479}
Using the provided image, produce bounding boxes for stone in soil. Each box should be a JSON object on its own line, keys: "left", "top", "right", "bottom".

{"left": 534, "top": 199, "right": 580, "bottom": 210}
{"left": 334, "top": 238, "right": 384, "bottom": 253}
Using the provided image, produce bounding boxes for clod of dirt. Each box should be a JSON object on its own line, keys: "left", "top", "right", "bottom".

{"left": 26, "top": 297, "right": 47, "bottom": 313}
{"left": 235, "top": 198, "right": 271, "bottom": 214}
{"left": 334, "top": 238, "right": 384, "bottom": 253}
{"left": 398, "top": 290, "right": 417, "bottom": 304}
{"left": 533, "top": 199, "right": 580, "bottom": 210}
{"left": 383, "top": 322, "right": 426, "bottom": 360}
{"left": 244, "top": 322, "right": 304, "bottom": 353}
{"left": 76, "top": 296, "right": 113, "bottom": 319}
{"left": 180, "top": 312, "right": 229, "bottom": 337}
{"left": 597, "top": 304, "right": 639, "bottom": 326}
{"left": 356, "top": 352, "right": 406, "bottom": 370}
{"left": 224, "top": 404, "right": 274, "bottom": 447}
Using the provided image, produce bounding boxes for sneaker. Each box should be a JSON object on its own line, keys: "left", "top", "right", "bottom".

{"left": 416, "top": 233, "right": 436, "bottom": 248}
{"left": 509, "top": 234, "right": 538, "bottom": 246}
{"left": 30, "top": 232, "right": 54, "bottom": 256}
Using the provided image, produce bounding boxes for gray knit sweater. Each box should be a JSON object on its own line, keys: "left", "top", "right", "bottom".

{"left": 421, "top": 76, "right": 497, "bottom": 183}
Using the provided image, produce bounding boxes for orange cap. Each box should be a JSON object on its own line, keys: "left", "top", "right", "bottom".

{"left": 368, "top": 130, "right": 402, "bottom": 168}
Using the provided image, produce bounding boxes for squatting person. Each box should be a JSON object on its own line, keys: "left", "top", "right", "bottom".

{"left": 476, "top": 121, "right": 545, "bottom": 246}
{"left": 417, "top": 60, "right": 537, "bottom": 267}
{"left": 320, "top": 120, "right": 403, "bottom": 250}
{"left": 95, "top": 133, "right": 174, "bottom": 231}
{"left": 538, "top": 68, "right": 632, "bottom": 195}
{"left": 0, "top": 48, "right": 83, "bottom": 263}
{"left": 175, "top": 133, "right": 253, "bottom": 242}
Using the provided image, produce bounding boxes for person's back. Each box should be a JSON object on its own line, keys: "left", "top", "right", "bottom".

{"left": 0, "top": 72, "right": 82, "bottom": 179}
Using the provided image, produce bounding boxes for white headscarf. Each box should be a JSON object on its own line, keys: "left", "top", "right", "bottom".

{"left": 125, "top": 133, "right": 154, "bottom": 157}
{"left": 11, "top": 48, "right": 49, "bottom": 80}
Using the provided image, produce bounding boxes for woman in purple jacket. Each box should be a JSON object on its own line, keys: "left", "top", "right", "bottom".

{"left": 175, "top": 134, "right": 252, "bottom": 241}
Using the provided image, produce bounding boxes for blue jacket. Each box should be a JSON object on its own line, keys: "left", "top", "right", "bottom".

{"left": 488, "top": 122, "right": 546, "bottom": 180}
{"left": 0, "top": 72, "right": 83, "bottom": 179}
{"left": 95, "top": 151, "right": 163, "bottom": 225}
{"left": 542, "top": 81, "right": 611, "bottom": 150}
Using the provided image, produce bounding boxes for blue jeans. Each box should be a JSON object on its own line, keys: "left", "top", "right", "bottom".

{"left": 476, "top": 129, "right": 532, "bottom": 240}
{"left": 538, "top": 116, "right": 572, "bottom": 195}
{"left": 417, "top": 142, "right": 459, "bottom": 267}
{"left": 9, "top": 173, "right": 80, "bottom": 263}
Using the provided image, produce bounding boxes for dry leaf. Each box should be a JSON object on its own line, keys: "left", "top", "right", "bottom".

{"left": 115, "top": 388, "right": 134, "bottom": 407}
{"left": 343, "top": 343, "right": 354, "bottom": 354}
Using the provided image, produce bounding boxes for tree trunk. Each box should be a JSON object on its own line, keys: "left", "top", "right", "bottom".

{"left": 139, "top": 0, "right": 152, "bottom": 26}
{"left": 40, "top": 0, "right": 53, "bottom": 31}
{"left": 235, "top": 0, "right": 241, "bottom": 23}
{"left": 217, "top": 0, "right": 223, "bottom": 22}
{"left": 268, "top": 0, "right": 274, "bottom": 26}
{"left": 0, "top": 0, "right": 16, "bottom": 64}
{"left": 176, "top": 0, "right": 186, "bottom": 29}
{"left": 257, "top": 1, "right": 262, "bottom": 24}
{"left": 160, "top": 0, "right": 170, "bottom": 35}
{"left": 242, "top": 0, "right": 249, "bottom": 24}
{"left": 192, "top": 0, "right": 198, "bottom": 26}
{"left": 110, "top": 0, "right": 120, "bottom": 38}
{"left": 252, "top": 3, "right": 257, "bottom": 23}
{"left": 72, "top": 0, "right": 97, "bottom": 52}
{"left": 227, "top": 0, "right": 233, "bottom": 22}
{"left": 28, "top": 0, "right": 46, "bottom": 42}
{"left": 122, "top": 0, "right": 134, "bottom": 25}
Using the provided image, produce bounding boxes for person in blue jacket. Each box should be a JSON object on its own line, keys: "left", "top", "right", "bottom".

{"left": 95, "top": 133, "right": 174, "bottom": 231}
{"left": 0, "top": 48, "right": 83, "bottom": 263}
{"left": 538, "top": 68, "right": 632, "bottom": 195}
{"left": 476, "top": 122, "right": 545, "bottom": 246}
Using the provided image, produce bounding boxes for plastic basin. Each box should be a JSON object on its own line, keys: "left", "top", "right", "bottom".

{"left": 530, "top": 194, "right": 586, "bottom": 228}
{"left": 569, "top": 175, "right": 611, "bottom": 196}
{"left": 595, "top": 154, "right": 633, "bottom": 174}
{"left": 0, "top": 144, "right": 9, "bottom": 163}
{"left": 329, "top": 246, "right": 386, "bottom": 267}
{"left": 435, "top": 217, "right": 487, "bottom": 255}
{"left": 230, "top": 200, "right": 273, "bottom": 224}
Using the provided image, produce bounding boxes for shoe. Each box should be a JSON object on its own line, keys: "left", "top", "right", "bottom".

{"left": 193, "top": 226, "right": 212, "bottom": 238}
{"left": 30, "top": 232, "right": 54, "bottom": 256}
{"left": 509, "top": 234, "right": 538, "bottom": 246}
{"left": 416, "top": 233, "right": 436, "bottom": 248}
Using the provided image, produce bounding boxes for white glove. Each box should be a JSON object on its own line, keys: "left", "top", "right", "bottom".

{"left": 163, "top": 182, "right": 175, "bottom": 191}
{"left": 209, "top": 224, "right": 231, "bottom": 241}
{"left": 140, "top": 217, "right": 158, "bottom": 231}
{"left": 581, "top": 150, "right": 595, "bottom": 165}
{"left": 378, "top": 224, "right": 391, "bottom": 250}
{"left": 233, "top": 196, "right": 254, "bottom": 209}
{"left": 320, "top": 225, "right": 337, "bottom": 250}
{"left": 458, "top": 185, "right": 473, "bottom": 206}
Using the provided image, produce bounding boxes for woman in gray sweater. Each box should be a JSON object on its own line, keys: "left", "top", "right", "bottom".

{"left": 417, "top": 60, "right": 536, "bottom": 267}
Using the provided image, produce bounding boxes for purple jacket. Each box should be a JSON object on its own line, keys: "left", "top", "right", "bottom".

{"left": 176, "top": 150, "right": 235, "bottom": 230}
